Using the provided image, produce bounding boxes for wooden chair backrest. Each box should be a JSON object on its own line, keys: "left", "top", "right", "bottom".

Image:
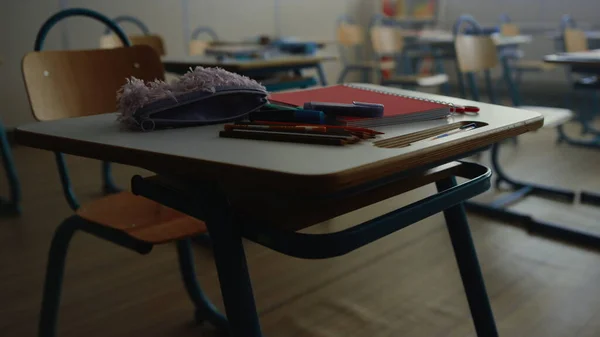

{"left": 337, "top": 22, "right": 364, "bottom": 47}
{"left": 454, "top": 35, "right": 499, "bottom": 72}
{"left": 500, "top": 24, "right": 520, "bottom": 36}
{"left": 370, "top": 26, "right": 404, "bottom": 55}
{"left": 100, "top": 34, "right": 166, "bottom": 56}
{"left": 22, "top": 45, "right": 164, "bottom": 121}
{"left": 564, "top": 28, "right": 588, "bottom": 52}
{"left": 189, "top": 40, "right": 212, "bottom": 56}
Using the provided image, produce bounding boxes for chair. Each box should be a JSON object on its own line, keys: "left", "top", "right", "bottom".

{"left": 500, "top": 23, "right": 557, "bottom": 76}
{"left": 189, "top": 26, "right": 219, "bottom": 56}
{"left": 452, "top": 15, "right": 576, "bottom": 226}
{"left": 99, "top": 15, "right": 166, "bottom": 56}
{"left": 369, "top": 24, "right": 449, "bottom": 88}
{"left": 22, "top": 8, "right": 226, "bottom": 337}
{"left": 336, "top": 16, "right": 377, "bottom": 83}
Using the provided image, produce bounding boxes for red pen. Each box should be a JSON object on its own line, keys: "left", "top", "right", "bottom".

{"left": 452, "top": 105, "right": 480, "bottom": 114}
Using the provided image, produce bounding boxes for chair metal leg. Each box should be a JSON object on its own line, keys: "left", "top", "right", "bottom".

{"left": 199, "top": 184, "right": 263, "bottom": 337}
{"left": 455, "top": 62, "right": 467, "bottom": 98}
{"left": 491, "top": 143, "right": 576, "bottom": 201}
{"left": 316, "top": 64, "right": 327, "bottom": 86}
{"left": 39, "top": 215, "right": 152, "bottom": 337}
{"left": 176, "top": 238, "right": 228, "bottom": 332}
{"left": 101, "top": 161, "right": 120, "bottom": 194}
{"left": 0, "top": 121, "right": 21, "bottom": 214}
{"left": 337, "top": 67, "right": 349, "bottom": 84}
{"left": 436, "top": 177, "right": 499, "bottom": 337}
{"left": 54, "top": 152, "right": 80, "bottom": 211}
{"left": 38, "top": 216, "right": 80, "bottom": 337}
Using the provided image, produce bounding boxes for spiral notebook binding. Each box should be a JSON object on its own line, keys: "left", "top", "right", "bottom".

{"left": 344, "top": 83, "right": 459, "bottom": 113}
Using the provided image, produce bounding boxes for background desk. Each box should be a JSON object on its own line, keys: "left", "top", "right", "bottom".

{"left": 162, "top": 54, "right": 336, "bottom": 86}
{"left": 545, "top": 50, "right": 600, "bottom": 70}
{"left": 545, "top": 50, "right": 600, "bottom": 212}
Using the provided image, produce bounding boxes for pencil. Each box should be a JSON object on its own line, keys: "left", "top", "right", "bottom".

{"left": 244, "top": 121, "right": 384, "bottom": 135}
{"left": 220, "top": 130, "right": 353, "bottom": 146}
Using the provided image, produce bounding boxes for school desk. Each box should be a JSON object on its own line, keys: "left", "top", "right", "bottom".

{"left": 545, "top": 50, "right": 600, "bottom": 225}
{"left": 162, "top": 54, "right": 336, "bottom": 86}
{"left": 16, "top": 84, "right": 543, "bottom": 337}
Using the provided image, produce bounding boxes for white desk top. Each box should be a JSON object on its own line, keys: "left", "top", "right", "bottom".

{"left": 548, "top": 31, "right": 600, "bottom": 40}
{"left": 413, "top": 32, "right": 532, "bottom": 47}
{"left": 162, "top": 54, "right": 336, "bottom": 71}
{"left": 16, "top": 84, "right": 542, "bottom": 194}
{"left": 544, "top": 50, "right": 600, "bottom": 67}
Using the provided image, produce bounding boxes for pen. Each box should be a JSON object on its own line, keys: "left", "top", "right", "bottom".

{"left": 431, "top": 123, "right": 477, "bottom": 140}
{"left": 452, "top": 105, "right": 480, "bottom": 114}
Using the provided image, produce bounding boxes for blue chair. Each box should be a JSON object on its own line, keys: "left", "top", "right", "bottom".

{"left": 189, "top": 26, "right": 219, "bottom": 55}
{"left": 335, "top": 15, "right": 375, "bottom": 83}
{"left": 497, "top": 16, "right": 558, "bottom": 87}
{"left": 99, "top": 15, "right": 165, "bottom": 56}
{"left": 368, "top": 15, "right": 449, "bottom": 90}
{"left": 452, "top": 16, "right": 579, "bottom": 238}
{"left": 23, "top": 8, "right": 226, "bottom": 336}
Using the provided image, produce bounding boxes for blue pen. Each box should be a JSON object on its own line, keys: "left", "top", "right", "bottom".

{"left": 431, "top": 123, "right": 477, "bottom": 140}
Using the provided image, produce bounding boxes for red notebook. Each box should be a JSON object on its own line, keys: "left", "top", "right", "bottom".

{"left": 269, "top": 84, "right": 454, "bottom": 127}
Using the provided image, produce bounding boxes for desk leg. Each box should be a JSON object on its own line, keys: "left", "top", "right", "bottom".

{"left": 316, "top": 64, "right": 328, "bottom": 86}
{"left": 200, "top": 186, "right": 263, "bottom": 337}
{"left": 436, "top": 177, "right": 499, "bottom": 337}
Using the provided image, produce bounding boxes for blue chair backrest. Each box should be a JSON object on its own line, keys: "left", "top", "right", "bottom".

{"left": 191, "top": 26, "right": 218, "bottom": 41}
{"left": 36, "top": 8, "right": 130, "bottom": 51}
{"left": 103, "top": 15, "right": 150, "bottom": 35}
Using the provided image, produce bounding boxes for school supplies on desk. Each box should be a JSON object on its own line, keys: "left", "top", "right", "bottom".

{"left": 269, "top": 84, "right": 480, "bottom": 127}
{"left": 117, "top": 67, "right": 267, "bottom": 131}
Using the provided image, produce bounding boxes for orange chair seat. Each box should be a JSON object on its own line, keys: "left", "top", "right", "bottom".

{"left": 76, "top": 191, "right": 207, "bottom": 244}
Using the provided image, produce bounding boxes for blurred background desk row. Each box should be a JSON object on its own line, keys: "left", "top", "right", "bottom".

{"left": 3, "top": 0, "right": 600, "bottom": 128}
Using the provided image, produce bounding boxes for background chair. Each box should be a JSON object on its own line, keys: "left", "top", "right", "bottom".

{"left": 99, "top": 15, "right": 166, "bottom": 56}
{"left": 336, "top": 15, "right": 376, "bottom": 83}
{"left": 22, "top": 8, "right": 226, "bottom": 337}
{"left": 189, "top": 26, "right": 219, "bottom": 56}
{"left": 452, "top": 15, "right": 576, "bottom": 229}
{"left": 369, "top": 23, "right": 448, "bottom": 89}
{"left": 498, "top": 22, "right": 557, "bottom": 84}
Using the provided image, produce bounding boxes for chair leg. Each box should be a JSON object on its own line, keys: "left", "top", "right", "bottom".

{"left": 101, "top": 161, "right": 120, "bottom": 194}
{"left": 39, "top": 215, "right": 152, "bottom": 337}
{"left": 337, "top": 67, "right": 349, "bottom": 84}
{"left": 491, "top": 143, "right": 576, "bottom": 201}
{"left": 435, "top": 177, "right": 499, "bottom": 337}
{"left": 176, "top": 239, "right": 228, "bottom": 332}
{"left": 54, "top": 152, "right": 80, "bottom": 211}
{"left": 38, "top": 217, "right": 80, "bottom": 337}
{"left": 0, "top": 121, "right": 21, "bottom": 214}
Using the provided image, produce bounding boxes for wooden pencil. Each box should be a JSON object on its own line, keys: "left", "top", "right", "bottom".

{"left": 219, "top": 130, "right": 354, "bottom": 146}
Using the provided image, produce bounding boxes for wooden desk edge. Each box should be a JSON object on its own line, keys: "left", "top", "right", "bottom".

{"left": 15, "top": 116, "right": 543, "bottom": 196}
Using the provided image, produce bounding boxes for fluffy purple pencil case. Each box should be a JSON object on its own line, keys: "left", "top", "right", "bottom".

{"left": 117, "top": 67, "right": 268, "bottom": 131}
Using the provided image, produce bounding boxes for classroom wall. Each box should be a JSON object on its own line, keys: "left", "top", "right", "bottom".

{"left": 1, "top": 0, "right": 599, "bottom": 127}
